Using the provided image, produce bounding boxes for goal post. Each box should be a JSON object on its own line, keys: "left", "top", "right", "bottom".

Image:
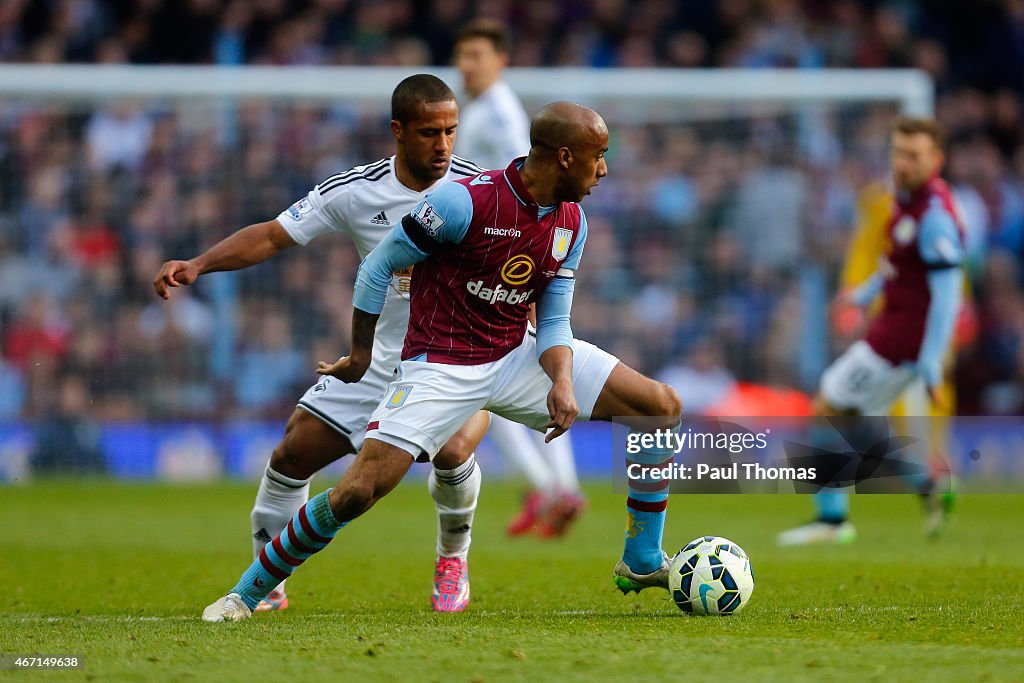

{"left": 0, "top": 64, "right": 932, "bottom": 114}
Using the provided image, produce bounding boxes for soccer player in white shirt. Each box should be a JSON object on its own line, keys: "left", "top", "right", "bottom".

{"left": 454, "top": 18, "right": 587, "bottom": 538}
{"left": 153, "top": 75, "right": 488, "bottom": 613}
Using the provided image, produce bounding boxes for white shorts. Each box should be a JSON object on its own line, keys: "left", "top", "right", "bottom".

{"left": 296, "top": 363, "right": 395, "bottom": 452}
{"left": 295, "top": 289, "right": 410, "bottom": 451}
{"left": 819, "top": 340, "right": 921, "bottom": 415}
{"left": 366, "top": 335, "right": 620, "bottom": 461}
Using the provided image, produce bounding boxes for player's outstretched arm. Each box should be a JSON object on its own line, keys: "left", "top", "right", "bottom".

{"left": 153, "top": 220, "right": 297, "bottom": 299}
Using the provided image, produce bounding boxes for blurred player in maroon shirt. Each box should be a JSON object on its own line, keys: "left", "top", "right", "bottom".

{"left": 779, "top": 117, "right": 965, "bottom": 546}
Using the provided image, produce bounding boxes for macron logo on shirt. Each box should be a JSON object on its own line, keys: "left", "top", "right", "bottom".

{"left": 483, "top": 226, "right": 521, "bottom": 238}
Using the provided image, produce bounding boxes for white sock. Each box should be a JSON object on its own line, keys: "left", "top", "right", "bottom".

{"left": 487, "top": 415, "right": 557, "bottom": 493}
{"left": 429, "top": 454, "right": 481, "bottom": 558}
{"left": 250, "top": 463, "right": 310, "bottom": 593}
{"left": 530, "top": 429, "right": 581, "bottom": 494}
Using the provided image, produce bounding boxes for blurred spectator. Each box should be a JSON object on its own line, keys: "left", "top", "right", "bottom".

{"left": 0, "top": 356, "right": 25, "bottom": 419}
{"left": 3, "top": 293, "right": 71, "bottom": 370}
{"left": 30, "top": 374, "right": 106, "bottom": 475}
{"left": 137, "top": 286, "right": 215, "bottom": 345}
{"left": 85, "top": 102, "right": 153, "bottom": 173}
{"left": 658, "top": 339, "right": 737, "bottom": 415}
{"left": 233, "top": 308, "right": 306, "bottom": 414}
{"left": 725, "top": 152, "right": 806, "bottom": 271}
{"left": 18, "top": 165, "right": 69, "bottom": 256}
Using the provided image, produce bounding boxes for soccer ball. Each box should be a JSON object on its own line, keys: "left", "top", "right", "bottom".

{"left": 669, "top": 536, "right": 754, "bottom": 615}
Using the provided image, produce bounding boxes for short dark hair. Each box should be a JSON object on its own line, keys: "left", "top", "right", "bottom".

{"left": 455, "top": 18, "right": 510, "bottom": 54}
{"left": 391, "top": 74, "right": 456, "bottom": 124}
{"left": 892, "top": 116, "right": 946, "bottom": 148}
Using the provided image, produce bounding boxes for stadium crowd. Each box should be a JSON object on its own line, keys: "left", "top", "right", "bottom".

{"left": 1, "top": 0, "right": 1023, "bottom": 428}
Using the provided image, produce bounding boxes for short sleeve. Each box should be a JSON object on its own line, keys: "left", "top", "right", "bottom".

{"left": 404, "top": 182, "right": 474, "bottom": 247}
{"left": 918, "top": 200, "right": 964, "bottom": 267}
{"left": 560, "top": 205, "right": 589, "bottom": 272}
{"left": 276, "top": 185, "right": 347, "bottom": 245}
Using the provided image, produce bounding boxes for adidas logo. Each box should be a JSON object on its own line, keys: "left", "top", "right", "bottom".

{"left": 253, "top": 528, "right": 272, "bottom": 543}
{"left": 370, "top": 210, "right": 390, "bottom": 225}
{"left": 447, "top": 524, "right": 471, "bottom": 534}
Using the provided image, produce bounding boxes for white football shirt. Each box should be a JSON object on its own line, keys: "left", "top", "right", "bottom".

{"left": 454, "top": 80, "right": 530, "bottom": 171}
{"left": 276, "top": 154, "right": 483, "bottom": 373}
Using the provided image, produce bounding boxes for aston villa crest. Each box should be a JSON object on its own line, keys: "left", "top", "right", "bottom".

{"left": 552, "top": 228, "right": 572, "bottom": 260}
{"left": 893, "top": 216, "right": 916, "bottom": 245}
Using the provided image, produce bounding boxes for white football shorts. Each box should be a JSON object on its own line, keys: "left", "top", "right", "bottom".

{"left": 295, "top": 361, "right": 395, "bottom": 452}
{"left": 819, "top": 340, "right": 922, "bottom": 415}
{"left": 366, "top": 334, "right": 620, "bottom": 461}
{"left": 295, "top": 291, "right": 410, "bottom": 451}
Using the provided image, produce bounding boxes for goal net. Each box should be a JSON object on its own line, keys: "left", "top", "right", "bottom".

{"left": 0, "top": 65, "right": 932, "bottom": 480}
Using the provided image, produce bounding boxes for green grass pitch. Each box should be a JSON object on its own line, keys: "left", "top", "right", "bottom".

{"left": 2, "top": 478, "right": 1023, "bottom": 681}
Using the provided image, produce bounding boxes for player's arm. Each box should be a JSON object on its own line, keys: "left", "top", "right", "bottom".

{"left": 153, "top": 187, "right": 340, "bottom": 299}
{"left": 843, "top": 268, "right": 886, "bottom": 307}
{"left": 317, "top": 182, "right": 473, "bottom": 382}
{"left": 153, "top": 220, "right": 297, "bottom": 299}
{"left": 535, "top": 208, "right": 588, "bottom": 441}
{"left": 537, "top": 274, "right": 577, "bottom": 441}
{"left": 916, "top": 205, "right": 965, "bottom": 394}
{"left": 316, "top": 228, "right": 427, "bottom": 382}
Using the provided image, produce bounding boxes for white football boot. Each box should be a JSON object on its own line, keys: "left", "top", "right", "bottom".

{"left": 202, "top": 593, "right": 253, "bottom": 622}
{"left": 776, "top": 520, "right": 857, "bottom": 546}
{"left": 613, "top": 551, "right": 671, "bottom": 594}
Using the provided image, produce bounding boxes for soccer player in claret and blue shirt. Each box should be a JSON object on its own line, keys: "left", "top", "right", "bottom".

{"left": 779, "top": 117, "right": 965, "bottom": 546}
{"left": 202, "top": 101, "right": 684, "bottom": 622}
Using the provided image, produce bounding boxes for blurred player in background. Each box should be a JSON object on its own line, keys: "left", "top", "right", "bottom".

{"left": 778, "top": 117, "right": 964, "bottom": 546}
{"left": 454, "top": 18, "right": 586, "bottom": 538}
{"left": 154, "top": 75, "right": 492, "bottom": 612}
{"left": 202, "top": 102, "right": 683, "bottom": 622}
{"left": 832, "top": 169, "right": 969, "bottom": 526}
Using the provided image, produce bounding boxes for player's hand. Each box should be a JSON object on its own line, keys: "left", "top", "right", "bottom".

{"left": 316, "top": 354, "right": 371, "bottom": 383}
{"left": 153, "top": 260, "right": 199, "bottom": 300}
{"left": 913, "top": 360, "right": 944, "bottom": 409}
{"left": 544, "top": 378, "right": 578, "bottom": 443}
{"left": 829, "top": 288, "right": 867, "bottom": 336}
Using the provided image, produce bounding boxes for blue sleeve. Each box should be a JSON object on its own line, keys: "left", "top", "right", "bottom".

{"left": 914, "top": 203, "right": 964, "bottom": 384}
{"left": 353, "top": 182, "right": 475, "bottom": 314}
{"left": 352, "top": 227, "right": 429, "bottom": 314}
{"left": 402, "top": 182, "right": 473, "bottom": 252}
{"left": 918, "top": 201, "right": 964, "bottom": 267}
{"left": 535, "top": 275, "right": 575, "bottom": 356}
{"left": 917, "top": 268, "right": 963, "bottom": 384}
{"left": 849, "top": 271, "right": 885, "bottom": 306}
{"left": 560, "top": 206, "right": 588, "bottom": 271}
